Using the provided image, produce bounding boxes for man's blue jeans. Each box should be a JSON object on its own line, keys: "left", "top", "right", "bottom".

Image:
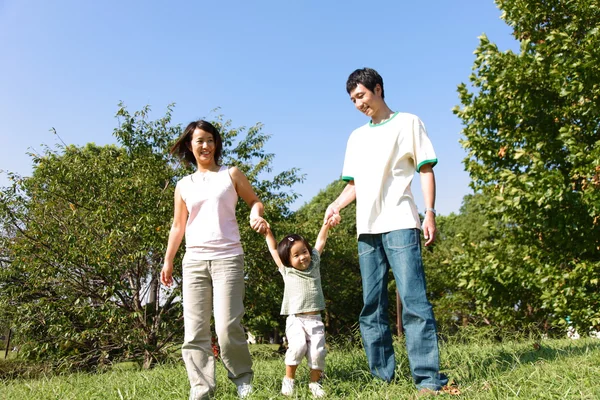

{"left": 358, "top": 229, "right": 447, "bottom": 390}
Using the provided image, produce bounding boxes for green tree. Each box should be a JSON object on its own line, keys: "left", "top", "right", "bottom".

{"left": 0, "top": 105, "right": 303, "bottom": 369}
{"left": 426, "top": 194, "right": 550, "bottom": 332}
{"left": 454, "top": 0, "right": 600, "bottom": 331}
{"left": 0, "top": 106, "right": 183, "bottom": 369}
{"left": 421, "top": 206, "right": 477, "bottom": 331}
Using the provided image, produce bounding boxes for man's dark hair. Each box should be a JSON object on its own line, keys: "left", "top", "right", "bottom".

{"left": 346, "top": 67, "right": 385, "bottom": 99}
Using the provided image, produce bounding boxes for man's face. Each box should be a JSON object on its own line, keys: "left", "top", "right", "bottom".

{"left": 349, "top": 83, "right": 383, "bottom": 117}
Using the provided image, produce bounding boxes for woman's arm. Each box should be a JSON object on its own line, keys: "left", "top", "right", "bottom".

{"left": 160, "top": 184, "right": 188, "bottom": 287}
{"left": 229, "top": 166, "right": 268, "bottom": 234}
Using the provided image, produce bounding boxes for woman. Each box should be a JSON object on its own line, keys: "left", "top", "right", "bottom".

{"left": 161, "top": 120, "right": 267, "bottom": 399}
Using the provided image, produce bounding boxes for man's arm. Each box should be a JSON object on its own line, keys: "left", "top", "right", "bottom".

{"left": 419, "top": 164, "right": 436, "bottom": 246}
{"left": 323, "top": 181, "right": 356, "bottom": 227}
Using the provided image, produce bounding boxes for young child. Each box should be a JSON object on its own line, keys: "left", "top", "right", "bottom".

{"left": 263, "top": 218, "right": 337, "bottom": 398}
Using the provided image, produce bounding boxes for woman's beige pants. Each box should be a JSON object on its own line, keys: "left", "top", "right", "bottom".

{"left": 182, "top": 254, "right": 253, "bottom": 400}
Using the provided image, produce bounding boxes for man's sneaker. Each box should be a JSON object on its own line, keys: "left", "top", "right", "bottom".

{"left": 237, "top": 383, "right": 253, "bottom": 399}
{"left": 309, "top": 381, "right": 326, "bottom": 398}
{"left": 281, "top": 376, "right": 294, "bottom": 396}
{"left": 417, "top": 388, "right": 440, "bottom": 397}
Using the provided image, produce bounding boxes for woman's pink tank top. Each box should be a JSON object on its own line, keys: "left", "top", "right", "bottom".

{"left": 178, "top": 166, "right": 243, "bottom": 260}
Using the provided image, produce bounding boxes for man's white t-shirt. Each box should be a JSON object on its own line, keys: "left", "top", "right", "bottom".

{"left": 341, "top": 112, "right": 437, "bottom": 236}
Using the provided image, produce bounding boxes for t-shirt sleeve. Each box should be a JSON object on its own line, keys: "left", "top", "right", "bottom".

{"left": 413, "top": 117, "right": 438, "bottom": 172}
{"left": 341, "top": 133, "right": 356, "bottom": 182}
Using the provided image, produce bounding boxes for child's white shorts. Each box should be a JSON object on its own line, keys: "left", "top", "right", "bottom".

{"left": 284, "top": 314, "right": 326, "bottom": 370}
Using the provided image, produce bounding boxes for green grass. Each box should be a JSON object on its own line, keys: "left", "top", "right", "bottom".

{"left": 1, "top": 337, "right": 599, "bottom": 399}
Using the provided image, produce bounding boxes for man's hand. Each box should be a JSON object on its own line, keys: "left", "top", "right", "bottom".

{"left": 326, "top": 213, "right": 341, "bottom": 227}
{"left": 324, "top": 202, "right": 341, "bottom": 227}
{"left": 422, "top": 213, "right": 436, "bottom": 246}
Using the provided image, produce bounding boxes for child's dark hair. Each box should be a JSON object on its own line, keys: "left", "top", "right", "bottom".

{"left": 277, "top": 234, "right": 313, "bottom": 268}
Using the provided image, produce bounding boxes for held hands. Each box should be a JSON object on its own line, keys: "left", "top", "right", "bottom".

{"left": 324, "top": 202, "right": 341, "bottom": 227}
{"left": 326, "top": 213, "right": 341, "bottom": 227}
{"left": 422, "top": 213, "right": 437, "bottom": 246}
{"left": 250, "top": 215, "right": 269, "bottom": 234}
{"left": 262, "top": 225, "right": 272, "bottom": 237}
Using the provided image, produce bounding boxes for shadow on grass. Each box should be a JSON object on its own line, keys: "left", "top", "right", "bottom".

{"left": 321, "top": 339, "right": 415, "bottom": 386}
{"left": 325, "top": 336, "right": 600, "bottom": 389}
{"left": 0, "top": 358, "right": 53, "bottom": 381}
{"left": 486, "top": 340, "right": 600, "bottom": 369}
{"left": 446, "top": 338, "right": 600, "bottom": 386}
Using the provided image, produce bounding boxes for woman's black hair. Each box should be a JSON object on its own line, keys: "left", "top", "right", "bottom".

{"left": 170, "top": 120, "right": 223, "bottom": 167}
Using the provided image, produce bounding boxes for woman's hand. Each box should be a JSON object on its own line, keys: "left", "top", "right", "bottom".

{"left": 250, "top": 216, "right": 269, "bottom": 234}
{"left": 160, "top": 263, "right": 174, "bottom": 287}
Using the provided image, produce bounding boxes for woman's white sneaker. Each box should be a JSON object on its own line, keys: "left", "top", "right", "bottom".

{"left": 236, "top": 383, "right": 252, "bottom": 398}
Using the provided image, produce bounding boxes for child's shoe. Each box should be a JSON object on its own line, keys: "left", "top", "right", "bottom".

{"left": 281, "top": 376, "right": 294, "bottom": 396}
{"left": 309, "top": 381, "right": 326, "bottom": 398}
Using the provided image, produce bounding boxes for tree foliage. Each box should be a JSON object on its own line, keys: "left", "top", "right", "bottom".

{"left": 422, "top": 196, "right": 485, "bottom": 331}
{"left": 0, "top": 105, "right": 303, "bottom": 369}
{"left": 0, "top": 106, "right": 184, "bottom": 369}
{"left": 425, "top": 194, "right": 552, "bottom": 332}
{"left": 454, "top": 0, "right": 600, "bottom": 331}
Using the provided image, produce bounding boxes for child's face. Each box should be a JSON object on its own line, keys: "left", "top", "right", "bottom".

{"left": 289, "top": 241, "right": 311, "bottom": 271}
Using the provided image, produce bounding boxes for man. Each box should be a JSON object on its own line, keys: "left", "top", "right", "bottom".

{"left": 324, "top": 68, "right": 448, "bottom": 393}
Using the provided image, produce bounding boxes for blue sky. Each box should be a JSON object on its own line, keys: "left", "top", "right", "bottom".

{"left": 0, "top": 0, "right": 518, "bottom": 215}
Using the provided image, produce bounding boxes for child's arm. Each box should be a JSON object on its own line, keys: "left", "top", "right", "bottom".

{"left": 313, "top": 222, "right": 331, "bottom": 255}
{"left": 264, "top": 227, "right": 285, "bottom": 269}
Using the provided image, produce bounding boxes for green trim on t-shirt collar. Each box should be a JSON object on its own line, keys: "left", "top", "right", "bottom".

{"left": 417, "top": 159, "right": 438, "bottom": 172}
{"left": 369, "top": 111, "right": 399, "bottom": 127}
{"left": 342, "top": 176, "right": 354, "bottom": 182}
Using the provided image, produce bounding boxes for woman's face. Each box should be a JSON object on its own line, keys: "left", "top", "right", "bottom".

{"left": 190, "top": 128, "right": 216, "bottom": 166}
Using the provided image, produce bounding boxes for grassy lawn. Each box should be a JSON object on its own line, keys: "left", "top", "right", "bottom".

{"left": 1, "top": 337, "right": 599, "bottom": 399}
